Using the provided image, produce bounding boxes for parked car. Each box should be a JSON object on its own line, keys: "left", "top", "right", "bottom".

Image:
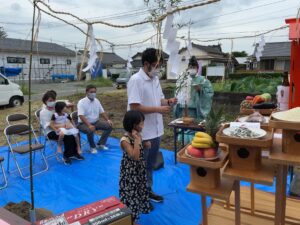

{"left": 0, "top": 73, "right": 24, "bottom": 107}
{"left": 116, "top": 72, "right": 132, "bottom": 89}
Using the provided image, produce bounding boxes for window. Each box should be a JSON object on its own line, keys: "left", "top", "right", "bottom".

{"left": 261, "top": 59, "right": 274, "bottom": 70}
{"left": 40, "top": 58, "right": 50, "bottom": 64}
{"left": 7, "top": 57, "right": 26, "bottom": 64}
{"left": 66, "top": 59, "right": 71, "bottom": 65}
{"left": 0, "top": 76, "right": 7, "bottom": 85}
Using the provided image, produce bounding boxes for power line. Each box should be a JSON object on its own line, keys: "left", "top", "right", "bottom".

{"left": 192, "top": 0, "right": 288, "bottom": 25}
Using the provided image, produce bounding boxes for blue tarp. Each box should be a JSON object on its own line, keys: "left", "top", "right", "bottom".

{"left": 0, "top": 137, "right": 289, "bottom": 225}
{"left": 0, "top": 67, "right": 22, "bottom": 77}
{"left": 0, "top": 137, "right": 204, "bottom": 225}
{"left": 51, "top": 74, "right": 75, "bottom": 81}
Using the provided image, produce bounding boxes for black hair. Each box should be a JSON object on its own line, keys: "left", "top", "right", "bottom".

{"left": 55, "top": 101, "right": 67, "bottom": 114}
{"left": 123, "top": 110, "right": 145, "bottom": 133}
{"left": 48, "top": 90, "right": 57, "bottom": 98}
{"left": 42, "top": 91, "right": 56, "bottom": 104}
{"left": 86, "top": 84, "right": 97, "bottom": 92}
{"left": 188, "top": 56, "right": 199, "bottom": 68}
{"left": 141, "top": 48, "right": 163, "bottom": 66}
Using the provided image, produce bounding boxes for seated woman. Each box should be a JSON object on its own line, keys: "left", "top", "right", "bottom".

{"left": 39, "top": 91, "right": 83, "bottom": 165}
{"left": 174, "top": 56, "right": 214, "bottom": 122}
{"left": 43, "top": 90, "right": 75, "bottom": 111}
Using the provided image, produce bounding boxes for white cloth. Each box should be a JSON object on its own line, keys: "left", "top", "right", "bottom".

{"left": 39, "top": 107, "right": 54, "bottom": 135}
{"left": 127, "top": 68, "right": 165, "bottom": 140}
{"left": 77, "top": 96, "right": 104, "bottom": 123}
{"left": 53, "top": 112, "right": 69, "bottom": 125}
{"left": 176, "top": 71, "right": 192, "bottom": 105}
{"left": 58, "top": 127, "right": 79, "bottom": 135}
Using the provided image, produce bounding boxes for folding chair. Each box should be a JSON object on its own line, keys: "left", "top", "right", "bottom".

{"left": 6, "top": 113, "right": 39, "bottom": 136}
{"left": 0, "top": 156, "right": 7, "bottom": 190}
{"left": 4, "top": 124, "right": 49, "bottom": 179}
{"left": 6, "top": 113, "right": 28, "bottom": 125}
{"left": 35, "top": 109, "right": 61, "bottom": 162}
{"left": 70, "top": 111, "right": 100, "bottom": 151}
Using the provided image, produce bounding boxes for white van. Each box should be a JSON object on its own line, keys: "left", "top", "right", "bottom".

{"left": 0, "top": 73, "right": 24, "bottom": 107}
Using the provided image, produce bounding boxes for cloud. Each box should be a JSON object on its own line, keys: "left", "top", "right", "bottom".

{"left": 10, "top": 2, "right": 21, "bottom": 12}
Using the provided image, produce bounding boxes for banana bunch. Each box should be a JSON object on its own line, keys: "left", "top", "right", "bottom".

{"left": 191, "top": 132, "right": 213, "bottom": 149}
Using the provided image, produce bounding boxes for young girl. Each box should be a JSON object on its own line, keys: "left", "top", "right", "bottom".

{"left": 50, "top": 102, "right": 82, "bottom": 156}
{"left": 119, "top": 110, "right": 152, "bottom": 222}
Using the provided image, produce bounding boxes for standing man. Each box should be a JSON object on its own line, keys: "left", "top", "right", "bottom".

{"left": 77, "top": 84, "right": 113, "bottom": 154}
{"left": 127, "top": 48, "right": 177, "bottom": 203}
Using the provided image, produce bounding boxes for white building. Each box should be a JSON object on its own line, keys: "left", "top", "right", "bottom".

{"left": 0, "top": 38, "right": 76, "bottom": 81}
{"left": 167, "top": 43, "right": 231, "bottom": 79}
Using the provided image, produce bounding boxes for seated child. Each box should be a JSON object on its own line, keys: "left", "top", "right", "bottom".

{"left": 50, "top": 102, "right": 81, "bottom": 155}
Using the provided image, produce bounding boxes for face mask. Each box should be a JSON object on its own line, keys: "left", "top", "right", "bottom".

{"left": 88, "top": 93, "right": 96, "bottom": 100}
{"left": 188, "top": 69, "right": 197, "bottom": 77}
{"left": 149, "top": 68, "right": 160, "bottom": 78}
{"left": 46, "top": 101, "right": 55, "bottom": 108}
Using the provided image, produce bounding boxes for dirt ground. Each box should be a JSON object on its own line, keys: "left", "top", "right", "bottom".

{"left": 4, "top": 201, "right": 53, "bottom": 222}
{"left": 0, "top": 89, "right": 175, "bottom": 150}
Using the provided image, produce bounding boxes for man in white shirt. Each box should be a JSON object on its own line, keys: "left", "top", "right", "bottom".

{"left": 77, "top": 85, "right": 113, "bottom": 154}
{"left": 127, "top": 48, "right": 177, "bottom": 203}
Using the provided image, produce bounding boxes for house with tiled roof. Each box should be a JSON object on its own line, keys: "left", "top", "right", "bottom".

{"left": 167, "top": 42, "right": 233, "bottom": 79}
{"left": 251, "top": 42, "right": 291, "bottom": 71}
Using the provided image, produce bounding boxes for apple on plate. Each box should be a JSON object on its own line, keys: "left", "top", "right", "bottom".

{"left": 187, "top": 145, "right": 204, "bottom": 158}
{"left": 203, "top": 148, "right": 217, "bottom": 158}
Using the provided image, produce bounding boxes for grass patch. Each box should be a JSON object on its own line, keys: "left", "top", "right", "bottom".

{"left": 20, "top": 84, "right": 35, "bottom": 95}
{"left": 81, "top": 77, "right": 113, "bottom": 88}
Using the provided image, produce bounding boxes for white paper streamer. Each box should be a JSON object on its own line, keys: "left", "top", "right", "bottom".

{"left": 83, "top": 25, "right": 99, "bottom": 72}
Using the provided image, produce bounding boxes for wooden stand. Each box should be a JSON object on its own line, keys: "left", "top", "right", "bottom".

{"left": 240, "top": 108, "right": 277, "bottom": 116}
{"left": 208, "top": 186, "right": 300, "bottom": 225}
{"left": 216, "top": 125, "right": 275, "bottom": 186}
{"left": 177, "top": 146, "right": 235, "bottom": 225}
{"left": 269, "top": 117, "right": 300, "bottom": 225}
{"left": 215, "top": 124, "right": 275, "bottom": 225}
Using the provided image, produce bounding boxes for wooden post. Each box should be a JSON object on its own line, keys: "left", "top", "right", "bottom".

{"left": 201, "top": 195, "right": 208, "bottom": 225}
{"left": 250, "top": 182, "right": 255, "bottom": 215}
{"left": 275, "top": 165, "right": 288, "bottom": 225}
{"left": 234, "top": 180, "right": 241, "bottom": 225}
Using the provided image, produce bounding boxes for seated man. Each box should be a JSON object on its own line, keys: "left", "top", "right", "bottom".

{"left": 77, "top": 84, "right": 113, "bottom": 154}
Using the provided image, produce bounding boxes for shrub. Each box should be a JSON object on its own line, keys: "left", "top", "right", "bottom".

{"left": 212, "top": 76, "right": 282, "bottom": 95}
{"left": 229, "top": 72, "right": 283, "bottom": 79}
{"left": 83, "top": 77, "right": 113, "bottom": 88}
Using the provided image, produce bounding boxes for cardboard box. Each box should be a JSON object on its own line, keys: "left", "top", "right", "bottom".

{"left": 36, "top": 196, "right": 132, "bottom": 225}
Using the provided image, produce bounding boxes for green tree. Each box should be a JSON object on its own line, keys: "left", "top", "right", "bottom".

{"left": 232, "top": 51, "right": 248, "bottom": 57}
{"left": 0, "top": 27, "right": 7, "bottom": 39}
{"left": 144, "top": 0, "right": 182, "bottom": 20}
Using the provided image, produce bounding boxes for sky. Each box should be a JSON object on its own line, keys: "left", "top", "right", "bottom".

{"left": 0, "top": 0, "right": 299, "bottom": 59}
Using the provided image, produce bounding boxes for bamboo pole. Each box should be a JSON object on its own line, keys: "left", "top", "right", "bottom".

{"left": 78, "top": 25, "right": 90, "bottom": 80}
{"left": 28, "top": 1, "right": 37, "bottom": 224}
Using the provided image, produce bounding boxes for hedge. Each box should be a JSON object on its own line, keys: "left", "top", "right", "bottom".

{"left": 229, "top": 72, "right": 283, "bottom": 79}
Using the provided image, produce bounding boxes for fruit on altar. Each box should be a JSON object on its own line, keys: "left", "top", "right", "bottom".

{"left": 246, "top": 96, "right": 254, "bottom": 101}
{"left": 240, "top": 100, "right": 253, "bottom": 109}
{"left": 260, "top": 93, "right": 271, "bottom": 102}
{"left": 252, "top": 93, "right": 272, "bottom": 105}
{"left": 253, "top": 102, "right": 277, "bottom": 109}
{"left": 203, "top": 148, "right": 217, "bottom": 158}
{"left": 195, "top": 132, "right": 212, "bottom": 140}
{"left": 191, "top": 142, "right": 211, "bottom": 149}
{"left": 193, "top": 136, "right": 213, "bottom": 145}
{"left": 187, "top": 145, "right": 203, "bottom": 158}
